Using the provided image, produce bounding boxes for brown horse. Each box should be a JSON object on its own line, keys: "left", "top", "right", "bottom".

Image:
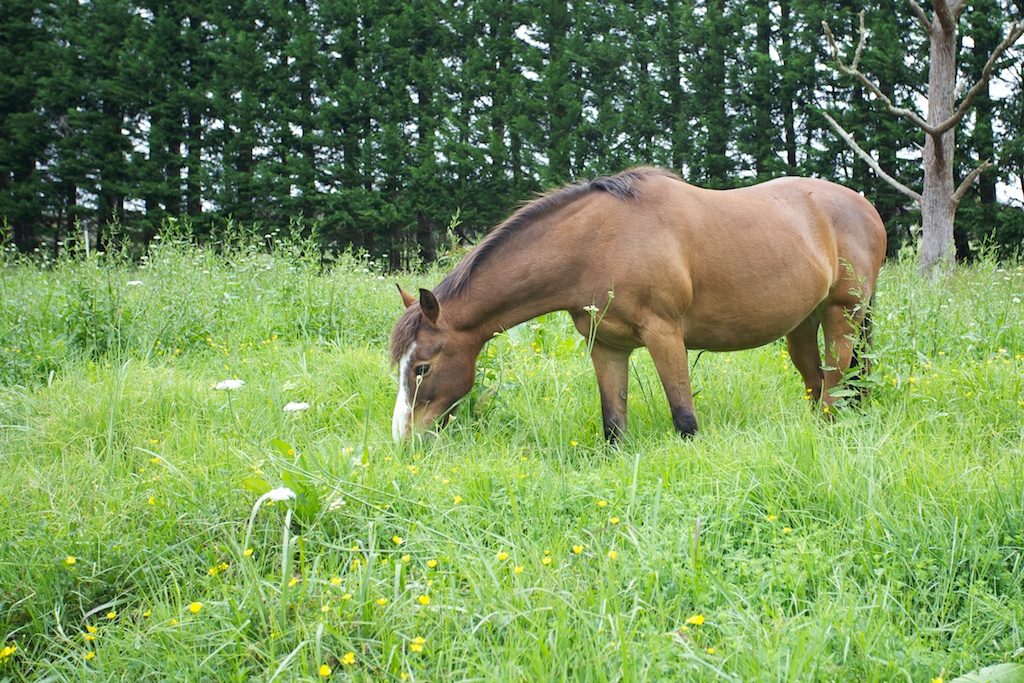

{"left": 390, "top": 167, "right": 886, "bottom": 442}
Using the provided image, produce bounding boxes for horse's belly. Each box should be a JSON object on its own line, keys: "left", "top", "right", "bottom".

{"left": 683, "top": 320, "right": 800, "bottom": 351}
{"left": 682, "top": 279, "right": 828, "bottom": 351}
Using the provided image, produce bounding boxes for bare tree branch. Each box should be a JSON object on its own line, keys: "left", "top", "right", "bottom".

{"left": 823, "top": 17, "right": 937, "bottom": 134}
{"left": 951, "top": 159, "right": 993, "bottom": 206}
{"left": 932, "top": 0, "right": 955, "bottom": 34}
{"left": 908, "top": 0, "right": 933, "bottom": 33}
{"left": 933, "top": 20, "right": 1024, "bottom": 136}
{"left": 821, "top": 111, "right": 923, "bottom": 204}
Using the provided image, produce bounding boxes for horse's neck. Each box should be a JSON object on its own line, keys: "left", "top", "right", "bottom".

{"left": 446, "top": 217, "right": 581, "bottom": 346}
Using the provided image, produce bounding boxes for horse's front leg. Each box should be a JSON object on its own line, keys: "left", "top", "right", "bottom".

{"left": 590, "top": 342, "right": 631, "bottom": 443}
{"left": 641, "top": 321, "right": 698, "bottom": 438}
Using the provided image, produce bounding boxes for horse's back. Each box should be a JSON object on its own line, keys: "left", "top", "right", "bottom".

{"left": 594, "top": 173, "right": 886, "bottom": 350}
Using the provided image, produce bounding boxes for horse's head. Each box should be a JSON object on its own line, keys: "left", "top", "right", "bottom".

{"left": 389, "top": 285, "right": 476, "bottom": 440}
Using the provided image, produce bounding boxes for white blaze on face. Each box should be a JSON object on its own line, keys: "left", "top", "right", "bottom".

{"left": 392, "top": 342, "right": 417, "bottom": 441}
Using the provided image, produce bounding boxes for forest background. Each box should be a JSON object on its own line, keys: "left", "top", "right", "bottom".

{"left": 2, "top": 0, "right": 1023, "bottom": 267}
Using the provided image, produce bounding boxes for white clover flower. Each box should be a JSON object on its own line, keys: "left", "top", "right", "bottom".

{"left": 265, "top": 487, "right": 296, "bottom": 502}
{"left": 214, "top": 379, "right": 245, "bottom": 390}
{"left": 243, "top": 486, "right": 298, "bottom": 550}
{"left": 283, "top": 402, "right": 310, "bottom": 413}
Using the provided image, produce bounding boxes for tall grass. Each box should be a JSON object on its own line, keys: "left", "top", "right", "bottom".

{"left": 0, "top": 236, "right": 1021, "bottom": 681}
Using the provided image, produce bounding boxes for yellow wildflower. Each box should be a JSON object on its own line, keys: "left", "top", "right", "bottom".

{"left": 0, "top": 644, "right": 16, "bottom": 660}
{"left": 84, "top": 651, "right": 95, "bottom": 661}
{"left": 83, "top": 633, "right": 95, "bottom": 642}
{"left": 375, "top": 597, "right": 388, "bottom": 606}
{"left": 341, "top": 593, "right": 352, "bottom": 601}
{"left": 597, "top": 500, "right": 608, "bottom": 508}
{"left": 64, "top": 555, "right": 77, "bottom": 566}
{"left": 105, "top": 611, "right": 117, "bottom": 620}
{"left": 513, "top": 565, "right": 524, "bottom": 574}
{"left": 782, "top": 527, "right": 793, "bottom": 534}
{"left": 607, "top": 550, "right": 618, "bottom": 560}
{"left": 392, "top": 535, "right": 403, "bottom": 546}
{"left": 409, "top": 636, "right": 426, "bottom": 653}
{"left": 288, "top": 576, "right": 300, "bottom": 587}
{"left": 243, "top": 548, "right": 254, "bottom": 557}
{"left": 142, "top": 610, "right": 151, "bottom": 618}
{"left": 188, "top": 602, "right": 203, "bottom": 614}
{"left": 417, "top": 594, "right": 430, "bottom": 606}
{"left": 341, "top": 652, "right": 355, "bottom": 665}
{"left": 401, "top": 554, "right": 411, "bottom": 563}
{"left": 427, "top": 559, "right": 438, "bottom": 569}
{"left": 686, "top": 614, "right": 705, "bottom": 626}
{"left": 320, "top": 604, "right": 329, "bottom": 613}
{"left": 453, "top": 495, "right": 463, "bottom": 504}
{"left": 86, "top": 625, "right": 98, "bottom": 634}
{"left": 329, "top": 576, "right": 342, "bottom": 586}
{"left": 572, "top": 545, "right": 584, "bottom": 555}
{"left": 318, "top": 664, "right": 331, "bottom": 677}
{"left": 766, "top": 514, "right": 777, "bottom": 522}
{"left": 706, "top": 647, "right": 716, "bottom": 655}
{"left": 496, "top": 551, "right": 509, "bottom": 562}
{"left": 541, "top": 556, "right": 553, "bottom": 566}
{"left": 609, "top": 516, "right": 620, "bottom": 525}
{"left": 147, "top": 496, "right": 156, "bottom": 506}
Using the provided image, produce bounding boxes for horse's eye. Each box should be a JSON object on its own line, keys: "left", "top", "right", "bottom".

{"left": 414, "top": 364, "right": 431, "bottom": 377}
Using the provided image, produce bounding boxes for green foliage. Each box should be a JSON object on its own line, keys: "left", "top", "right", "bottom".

{"left": 2, "top": 2, "right": 1021, "bottom": 261}
{"left": 0, "top": 237, "right": 1022, "bottom": 678}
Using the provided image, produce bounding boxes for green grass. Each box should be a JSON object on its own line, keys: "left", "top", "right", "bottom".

{"left": 1, "top": 236, "right": 1022, "bottom": 681}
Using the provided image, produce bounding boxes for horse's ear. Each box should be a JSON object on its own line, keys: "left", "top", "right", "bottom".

{"left": 419, "top": 288, "right": 440, "bottom": 324}
{"left": 397, "top": 284, "right": 417, "bottom": 309}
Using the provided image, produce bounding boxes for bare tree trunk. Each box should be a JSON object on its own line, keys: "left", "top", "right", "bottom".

{"left": 919, "top": 18, "right": 957, "bottom": 273}
{"left": 822, "top": 5, "right": 1023, "bottom": 278}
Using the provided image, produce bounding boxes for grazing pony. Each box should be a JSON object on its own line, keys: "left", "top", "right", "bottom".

{"left": 390, "top": 167, "right": 886, "bottom": 441}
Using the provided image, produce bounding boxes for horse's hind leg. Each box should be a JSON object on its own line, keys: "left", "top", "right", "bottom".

{"left": 590, "top": 342, "right": 631, "bottom": 443}
{"left": 786, "top": 314, "right": 823, "bottom": 402}
{"left": 640, "top": 321, "right": 698, "bottom": 438}
{"left": 821, "top": 302, "right": 866, "bottom": 406}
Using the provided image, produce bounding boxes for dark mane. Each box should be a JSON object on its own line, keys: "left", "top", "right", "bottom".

{"left": 433, "top": 167, "right": 677, "bottom": 301}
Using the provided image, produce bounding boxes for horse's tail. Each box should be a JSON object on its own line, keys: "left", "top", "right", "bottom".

{"left": 847, "top": 295, "right": 876, "bottom": 398}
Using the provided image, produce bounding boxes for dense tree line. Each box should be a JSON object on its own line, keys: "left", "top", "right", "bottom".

{"left": 2, "top": 0, "right": 1022, "bottom": 265}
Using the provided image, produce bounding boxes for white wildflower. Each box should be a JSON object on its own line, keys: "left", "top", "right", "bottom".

{"left": 243, "top": 486, "right": 297, "bottom": 550}
{"left": 583, "top": 305, "right": 599, "bottom": 313}
{"left": 214, "top": 379, "right": 245, "bottom": 390}
{"left": 283, "top": 402, "right": 310, "bottom": 413}
{"left": 266, "top": 487, "right": 296, "bottom": 502}
{"left": 126, "top": 280, "right": 143, "bottom": 286}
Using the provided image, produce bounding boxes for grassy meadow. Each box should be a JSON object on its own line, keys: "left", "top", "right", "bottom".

{"left": 1, "top": 234, "right": 1022, "bottom": 681}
